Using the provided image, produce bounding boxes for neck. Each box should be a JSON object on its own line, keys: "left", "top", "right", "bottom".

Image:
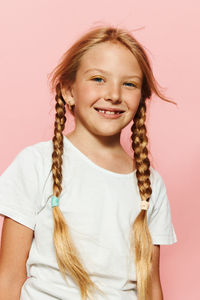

{"left": 65, "top": 129, "right": 123, "bottom": 156}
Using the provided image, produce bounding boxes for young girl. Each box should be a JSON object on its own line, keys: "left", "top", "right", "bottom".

{"left": 0, "top": 26, "right": 177, "bottom": 300}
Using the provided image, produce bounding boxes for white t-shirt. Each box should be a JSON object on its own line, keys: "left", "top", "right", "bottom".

{"left": 0, "top": 136, "right": 177, "bottom": 300}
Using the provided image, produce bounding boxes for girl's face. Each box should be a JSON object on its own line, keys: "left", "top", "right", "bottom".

{"left": 65, "top": 41, "right": 143, "bottom": 138}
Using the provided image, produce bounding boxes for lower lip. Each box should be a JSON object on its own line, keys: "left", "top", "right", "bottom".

{"left": 94, "top": 109, "right": 124, "bottom": 119}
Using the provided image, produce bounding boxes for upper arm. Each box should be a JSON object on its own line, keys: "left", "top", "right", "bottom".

{"left": 151, "top": 245, "right": 163, "bottom": 299}
{"left": 152, "top": 245, "right": 161, "bottom": 281}
{"left": 0, "top": 216, "right": 34, "bottom": 285}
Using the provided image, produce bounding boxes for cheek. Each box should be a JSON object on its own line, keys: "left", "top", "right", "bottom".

{"left": 126, "top": 92, "right": 141, "bottom": 112}
{"left": 75, "top": 83, "right": 100, "bottom": 102}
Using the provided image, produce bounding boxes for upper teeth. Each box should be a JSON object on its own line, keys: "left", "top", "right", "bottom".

{"left": 97, "top": 109, "right": 120, "bottom": 115}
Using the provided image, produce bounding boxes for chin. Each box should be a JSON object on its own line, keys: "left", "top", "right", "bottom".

{"left": 93, "top": 129, "right": 123, "bottom": 138}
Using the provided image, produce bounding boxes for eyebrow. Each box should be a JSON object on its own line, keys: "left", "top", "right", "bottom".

{"left": 84, "top": 68, "right": 142, "bottom": 81}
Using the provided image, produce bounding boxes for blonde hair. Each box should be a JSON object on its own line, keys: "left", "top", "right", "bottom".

{"left": 48, "top": 25, "right": 177, "bottom": 300}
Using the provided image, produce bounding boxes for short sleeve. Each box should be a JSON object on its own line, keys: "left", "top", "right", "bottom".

{"left": 0, "top": 146, "right": 41, "bottom": 230}
{"left": 147, "top": 170, "right": 178, "bottom": 245}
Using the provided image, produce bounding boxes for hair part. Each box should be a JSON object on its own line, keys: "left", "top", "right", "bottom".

{"left": 48, "top": 25, "right": 177, "bottom": 300}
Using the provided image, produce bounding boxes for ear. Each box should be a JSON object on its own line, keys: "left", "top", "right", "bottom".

{"left": 61, "top": 85, "right": 75, "bottom": 106}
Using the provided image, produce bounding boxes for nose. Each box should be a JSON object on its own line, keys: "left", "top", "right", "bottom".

{"left": 104, "top": 81, "right": 121, "bottom": 103}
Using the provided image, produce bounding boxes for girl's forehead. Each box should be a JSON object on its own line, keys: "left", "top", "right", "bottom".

{"left": 78, "top": 42, "right": 142, "bottom": 77}
{"left": 81, "top": 41, "right": 131, "bottom": 60}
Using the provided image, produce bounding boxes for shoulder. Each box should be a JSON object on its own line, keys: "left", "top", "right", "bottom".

{"left": 21, "top": 139, "right": 53, "bottom": 159}
{"left": 14, "top": 139, "right": 53, "bottom": 169}
{"left": 148, "top": 167, "right": 171, "bottom": 213}
{"left": 1, "top": 139, "right": 53, "bottom": 183}
{"left": 149, "top": 167, "right": 167, "bottom": 201}
{"left": 150, "top": 166, "right": 166, "bottom": 187}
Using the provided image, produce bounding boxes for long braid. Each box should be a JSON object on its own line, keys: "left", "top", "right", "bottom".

{"left": 52, "top": 83, "right": 66, "bottom": 196}
{"left": 130, "top": 98, "right": 153, "bottom": 300}
{"left": 51, "top": 83, "right": 104, "bottom": 300}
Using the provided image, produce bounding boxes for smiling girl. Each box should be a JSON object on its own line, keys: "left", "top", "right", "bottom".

{"left": 0, "top": 26, "right": 177, "bottom": 300}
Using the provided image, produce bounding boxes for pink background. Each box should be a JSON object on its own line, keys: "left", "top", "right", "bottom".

{"left": 0, "top": 1, "right": 199, "bottom": 299}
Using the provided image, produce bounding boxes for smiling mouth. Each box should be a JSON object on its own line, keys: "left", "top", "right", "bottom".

{"left": 94, "top": 108, "right": 124, "bottom": 115}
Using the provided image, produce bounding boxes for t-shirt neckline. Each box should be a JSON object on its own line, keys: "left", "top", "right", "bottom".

{"left": 63, "top": 135, "right": 136, "bottom": 178}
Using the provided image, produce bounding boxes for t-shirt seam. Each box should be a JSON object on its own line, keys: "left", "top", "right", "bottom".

{"left": 0, "top": 205, "right": 36, "bottom": 229}
{"left": 150, "top": 234, "right": 175, "bottom": 237}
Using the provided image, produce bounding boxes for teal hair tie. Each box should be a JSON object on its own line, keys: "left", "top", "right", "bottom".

{"left": 51, "top": 195, "right": 59, "bottom": 207}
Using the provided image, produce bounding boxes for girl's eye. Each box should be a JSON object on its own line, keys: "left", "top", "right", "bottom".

{"left": 124, "top": 82, "right": 137, "bottom": 88}
{"left": 91, "top": 77, "right": 137, "bottom": 88}
{"left": 91, "top": 77, "right": 104, "bottom": 83}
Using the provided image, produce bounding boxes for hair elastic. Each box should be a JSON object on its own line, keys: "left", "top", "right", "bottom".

{"left": 51, "top": 195, "right": 59, "bottom": 207}
{"left": 140, "top": 200, "right": 149, "bottom": 210}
